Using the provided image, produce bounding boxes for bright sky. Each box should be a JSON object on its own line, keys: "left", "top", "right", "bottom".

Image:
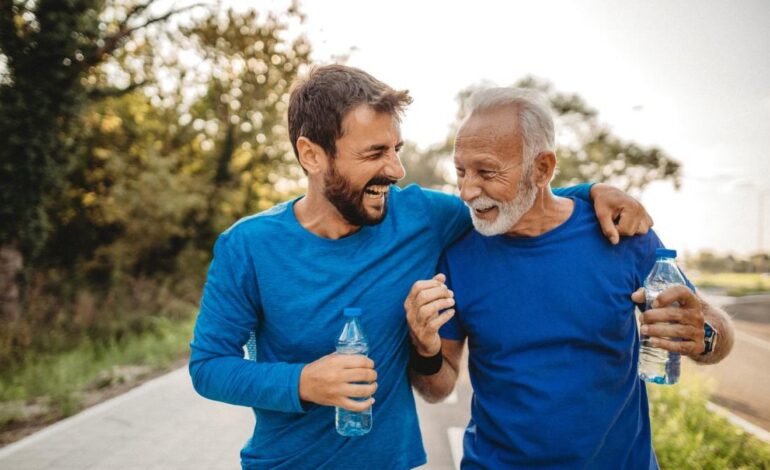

{"left": 231, "top": 0, "right": 770, "bottom": 255}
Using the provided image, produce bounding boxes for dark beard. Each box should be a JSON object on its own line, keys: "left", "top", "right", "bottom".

{"left": 323, "top": 163, "right": 395, "bottom": 226}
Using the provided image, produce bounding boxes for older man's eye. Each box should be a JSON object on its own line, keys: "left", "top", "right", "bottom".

{"left": 479, "top": 170, "right": 496, "bottom": 179}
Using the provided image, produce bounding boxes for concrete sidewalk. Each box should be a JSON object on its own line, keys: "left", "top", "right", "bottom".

{"left": 0, "top": 367, "right": 464, "bottom": 470}
{"left": 0, "top": 368, "right": 253, "bottom": 470}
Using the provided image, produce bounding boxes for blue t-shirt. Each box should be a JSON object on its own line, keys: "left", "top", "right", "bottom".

{"left": 440, "top": 197, "right": 669, "bottom": 470}
{"left": 189, "top": 184, "right": 592, "bottom": 469}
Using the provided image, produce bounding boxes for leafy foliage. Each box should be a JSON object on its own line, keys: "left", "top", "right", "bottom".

{"left": 401, "top": 77, "right": 682, "bottom": 194}
{"left": 648, "top": 375, "right": 770, "bottom": 469}
{"left": 0, "top": 2, "right": 311, "bottom": 367}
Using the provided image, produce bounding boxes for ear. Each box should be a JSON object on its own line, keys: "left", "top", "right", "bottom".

{"left": 533, "top": 151, "right": 557, "bottom": 188}
{"left": 296, "top": 137, "right": 329, "bottom": 176}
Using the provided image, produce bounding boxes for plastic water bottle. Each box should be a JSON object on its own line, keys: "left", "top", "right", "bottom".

{"left": 335, "top": 307, "right": 372, "bottom": 436}
{"left": 638, "top": 248, "right": 688, "bottom": 385}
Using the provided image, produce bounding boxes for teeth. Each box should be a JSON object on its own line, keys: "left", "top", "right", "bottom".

{"left": 364, "top": 185, "right": 389, "bottom": 198}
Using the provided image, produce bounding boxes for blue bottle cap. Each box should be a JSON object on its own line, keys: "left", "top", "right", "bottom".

{"left": 655, "top": 248, "right": 677, "bottom": 258}
{"left": 343, "top": 308, "right": 362, "bottom": 317}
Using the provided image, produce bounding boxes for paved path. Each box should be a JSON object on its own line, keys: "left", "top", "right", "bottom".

{"left": 0, "top": 366, "right": 469, "bottom": 470}
{"left": 0, "top": 368, "right": 251, "bottom": 470}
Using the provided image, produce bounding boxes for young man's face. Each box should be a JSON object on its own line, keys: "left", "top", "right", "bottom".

{"left": 323, "top": 104, "right": 405, "bottom": 226}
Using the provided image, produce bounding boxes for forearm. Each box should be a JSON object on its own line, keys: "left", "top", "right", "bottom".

{"left": 189, "top": 353, "right": 306, "bottom": 413}
{"left": 410, "top": 359, "right": 459, "bottom": 403}
{"left": 691, "top": 301, "right": 735, "bottom": 365}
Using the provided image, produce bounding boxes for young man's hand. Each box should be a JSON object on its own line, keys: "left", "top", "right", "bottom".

{"left": 591, "top": 183, "right": 654, "bottom": 244}
{"left": 299, "top": 353, "right": 377, "bottom": 411}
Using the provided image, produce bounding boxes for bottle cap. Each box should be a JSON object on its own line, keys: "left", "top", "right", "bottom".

{"left": 343, "top": 308, "right": 362, "bottom": 317}
{"left": 655, "top": 248, "right": 677, "bottom": 258}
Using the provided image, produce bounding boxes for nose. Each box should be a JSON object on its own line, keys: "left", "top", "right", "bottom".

{"left": 459, "top": 175, "right": 481, "bottom": 202}
{"left": 385, "top": 150, "right": 406, "bottom": 181}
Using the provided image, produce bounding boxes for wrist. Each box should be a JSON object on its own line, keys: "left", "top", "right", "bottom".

{"left": 410, "top": 332, "right": 440, "bottom": 357}
{"left": 701, "top": 320, "right": 718, "bottom": 356}
{"left": 409, "top": 342, "right": 443, "bottom": 375}
{"left": 415, "top": 343, "right": 440, "bottom": 357}
{"left": 298, "top": 363, "right": 312, "bottom": 402}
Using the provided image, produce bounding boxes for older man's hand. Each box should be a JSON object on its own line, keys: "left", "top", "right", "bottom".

{"left": 632, "top": 285, "right": 706, "bottom": 357}
{"left": 590, "top": 183, "right": 654, "bottom": 244}
{"left": 404, "top": 274, "right": 455, "bottom": 357}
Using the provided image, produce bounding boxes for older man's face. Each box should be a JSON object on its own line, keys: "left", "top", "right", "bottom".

{"left": 453, "top": 107, "right": 538, "bottom": 236}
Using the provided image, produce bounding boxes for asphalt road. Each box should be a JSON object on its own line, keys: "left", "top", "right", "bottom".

{"left": 693, "top": 294, "right": 770, "bottom": 431}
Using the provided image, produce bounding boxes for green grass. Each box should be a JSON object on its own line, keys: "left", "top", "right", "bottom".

{"left": 692, "top": 272, "right": 770, "bottom": 296}
{"left": 0, "top": 315, "right": 195, "bottom": 427}
{"left": 649, "top": 375, "right": 770, "bottom": 469}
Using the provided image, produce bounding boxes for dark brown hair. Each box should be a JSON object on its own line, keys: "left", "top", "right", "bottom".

{"left": 288, "top": 65, "right": 412, "bottom": 170}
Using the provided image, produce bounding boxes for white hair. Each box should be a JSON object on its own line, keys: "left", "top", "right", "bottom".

{"left": 466, "top": 87, "right": 555, "bottom": 166}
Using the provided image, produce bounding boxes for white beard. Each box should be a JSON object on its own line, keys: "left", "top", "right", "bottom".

{"left": 466, "top": 176, "right": 538, "bottom": 237}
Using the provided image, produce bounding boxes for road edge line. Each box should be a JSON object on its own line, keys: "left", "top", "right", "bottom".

{"left": 706, "top": 401, "right": 770, "bottom": 444}
{"left": 447, "top": 426, "right": 464, "bottom": 470}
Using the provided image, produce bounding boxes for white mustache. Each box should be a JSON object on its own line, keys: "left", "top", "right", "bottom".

{"left": 465, "top": 195, "right": 503, "bottom": 211}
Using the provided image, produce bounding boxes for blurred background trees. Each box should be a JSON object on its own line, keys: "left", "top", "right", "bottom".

{"left": 401, "top": 76, "right": 681, "bottom": 194}
{"left": 0, "top": 0, "right": 310, "bottom": 369}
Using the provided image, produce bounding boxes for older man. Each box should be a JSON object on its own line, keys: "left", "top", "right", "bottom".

{"left": 406, "top": 88, "right": 733, "bottom": 469}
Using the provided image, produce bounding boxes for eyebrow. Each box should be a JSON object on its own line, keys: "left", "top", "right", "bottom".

{"left": 363, "top": 141, "right": 404, "bottom": 153}
{"left": 477, "top": 158, "right": 501, "bottom": 167}
{"left": 457, "top": 156, "right": 501, "bottom": 168}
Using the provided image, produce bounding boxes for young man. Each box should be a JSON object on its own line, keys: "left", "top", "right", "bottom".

{"left": 406, "top": 87, "right": 734, "bottom": 469}
{"left": 189, "top": 66, "right": 653, "bottom": 469}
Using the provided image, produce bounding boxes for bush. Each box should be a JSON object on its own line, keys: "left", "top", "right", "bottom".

{"left": 649, "top": 375, "right": 770, "bottom": 469}
{"left": 0, "top": 268, "right": 204, "bottom": 373}
{"left": 0, "top": 315, "right": 195, "bottom": 431}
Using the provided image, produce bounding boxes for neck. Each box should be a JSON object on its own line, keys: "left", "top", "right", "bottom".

{"left": 505, "top": 186, "right": 573, "bottom": 237}
{"left": 294, "top": 187, "right": 361, "bottom": 239}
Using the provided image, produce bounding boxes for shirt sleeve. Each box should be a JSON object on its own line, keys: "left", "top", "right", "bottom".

{"left": 189, "top": 230, "right": 306, "bottom": 413}
{"left": 552, "top": 182, "right": 593, "bottom": 201}
{"left": 437, "top": 253, "right": 467, "bottom": 341}
{"left": 420, "top": 186, "right": 473, "bottom": 249}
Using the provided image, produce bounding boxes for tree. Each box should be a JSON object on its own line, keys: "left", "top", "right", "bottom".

{"left": 38, "top": 6, "right": 311, "bottom": 283}
{"left": 401, "top": 77, "right": 682, "bottom": 194}
{"left": 176, "top": 8, "right": 311, "bottom": 237}
{"left": 0, "top": 0, "right": 205, "bottom": 319}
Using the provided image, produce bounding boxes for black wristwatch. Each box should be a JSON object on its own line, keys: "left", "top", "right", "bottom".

{"left": 702, "top": 321, "right": 718, "bottom": 355}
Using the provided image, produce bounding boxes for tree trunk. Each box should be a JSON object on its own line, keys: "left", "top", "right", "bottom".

{"left": 0, "top": 243, "right": 23, "bottom": 321}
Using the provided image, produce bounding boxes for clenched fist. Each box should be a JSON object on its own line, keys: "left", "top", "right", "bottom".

{"left": 404, "top": 273, "right": 456, "bottom": 357}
